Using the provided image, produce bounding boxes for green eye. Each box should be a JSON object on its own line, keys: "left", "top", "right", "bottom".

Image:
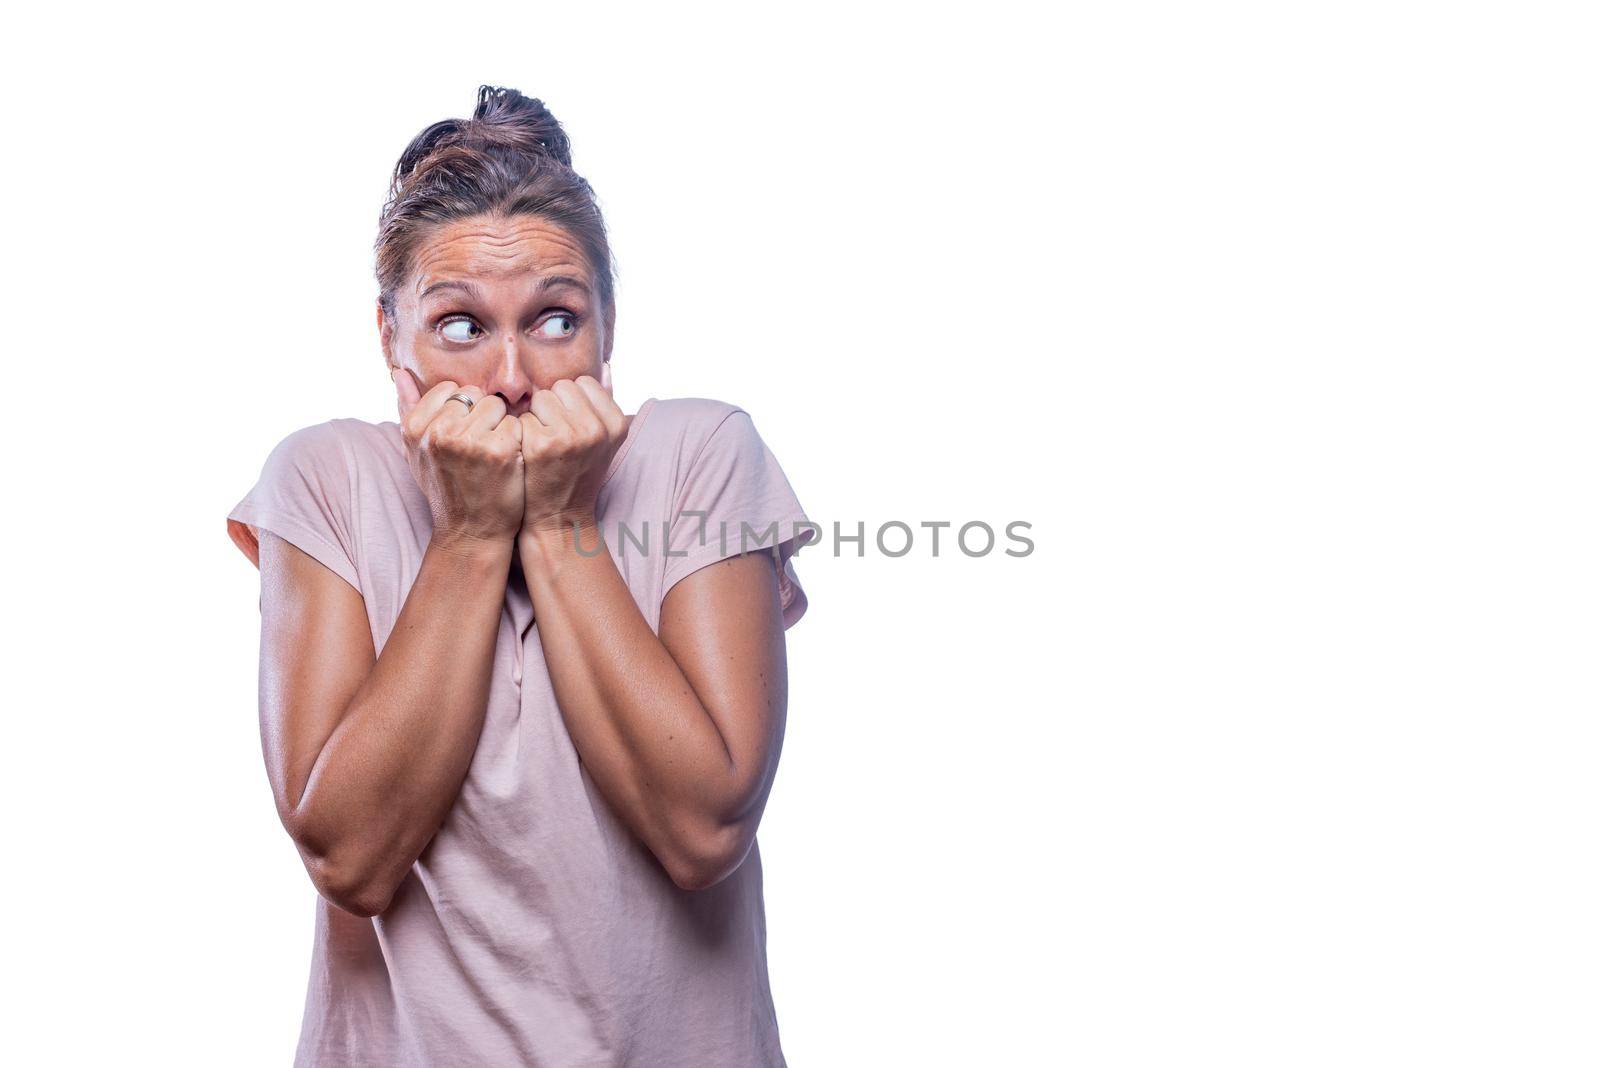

{"left": 440, "top": 317, "right": 481, "bottom": 342}
{"left": 539, "top": 314, "right": 576, "bottom": 339}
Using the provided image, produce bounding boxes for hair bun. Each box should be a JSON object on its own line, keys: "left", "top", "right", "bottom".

{"left": 468, "top": 85, "right": 573, "bottom": 167}
{"left": 391, "top": 86, "right": 574, "bottom": 195}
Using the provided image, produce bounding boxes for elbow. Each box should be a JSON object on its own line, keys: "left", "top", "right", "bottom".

{"left": 662, "top": 820, "right": 754, "bottom": 893}
{"left": 310, "top": 858, "right": 398, "bottom": 918}
{"left": 285, "top": 811, "right": 400, "bottom": 918}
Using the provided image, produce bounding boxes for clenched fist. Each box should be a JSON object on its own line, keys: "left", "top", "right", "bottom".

{"left": 517, "top": 375, "right": 632, "bottom": 539}
{"left": 393, "top": 369, "right": 526, "bottom": 548}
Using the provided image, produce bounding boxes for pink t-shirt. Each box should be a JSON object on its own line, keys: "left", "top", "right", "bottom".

{"left": 227, "top": 396, "right": 813, "bottom": 1067}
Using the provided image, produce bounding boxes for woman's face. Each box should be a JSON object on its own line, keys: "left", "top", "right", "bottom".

{"left": 380, "top": 213, "right": 612, "bottom": 417}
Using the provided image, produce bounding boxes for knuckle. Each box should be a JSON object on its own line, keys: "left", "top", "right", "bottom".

{"left": 426, "top": 422, "right": 461, "bottom": 449}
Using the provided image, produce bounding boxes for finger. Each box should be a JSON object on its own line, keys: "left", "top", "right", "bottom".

{"left": 404, "top": 379, "right": 464, "bottom": 439}
{"left": 518, "top": 411, "right": 547, "bottom": 460}
{"left": 529, "top": 389, "right": 567, "bottom": 433}
{"left": 493, "top": 412, "right": 524, "bottom": 449}
{"left": 573, "top": 375, "right": 626, "bottom": 437}
{"left": 463, "top": 392, "right": 507, "bottom": 435}
{"left": 552, "top": 379, "right": 603, "bottom": 436}
{"left": 392, "top": 366, "right": 424, "bottom": 422}
{"left": 433, "top": 385, "right": 486, "bottom": 428}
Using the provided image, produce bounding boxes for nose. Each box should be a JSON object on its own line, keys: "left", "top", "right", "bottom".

{"left": 486, "top": 334, "right": 535, "bottom": 416}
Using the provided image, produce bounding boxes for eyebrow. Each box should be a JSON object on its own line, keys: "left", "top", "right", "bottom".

{"left": 418, "top": 275, "right": 590, "bottom": 301}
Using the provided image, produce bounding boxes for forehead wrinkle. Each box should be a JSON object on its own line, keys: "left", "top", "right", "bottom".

{"left": 411, "top": 219, "right": 593, "bottom": 296}
{"left": 428, "top": 216, "right": 584, "bottom": 254}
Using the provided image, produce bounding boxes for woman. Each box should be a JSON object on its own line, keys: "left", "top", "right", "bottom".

{"left": 226, "top": 86, "right": 813, "bottom": 1067}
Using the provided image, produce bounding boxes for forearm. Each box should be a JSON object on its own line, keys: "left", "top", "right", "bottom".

{"left": 516, "top": 521, "right": 748, "bottom": 882}
{"left": 291, "top": 533, "right": 512, "bottom": 913}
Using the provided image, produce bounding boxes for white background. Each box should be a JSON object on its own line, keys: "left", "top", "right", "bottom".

{"left": 2, "top": 3, "right": 1595, "bottom": 1065}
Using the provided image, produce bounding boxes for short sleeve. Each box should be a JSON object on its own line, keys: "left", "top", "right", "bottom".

{"left": 226, "top": 422, "right": 362, "bottom": 594}
{"left": 663, "top": 409, "right": 817, "bottom": 629}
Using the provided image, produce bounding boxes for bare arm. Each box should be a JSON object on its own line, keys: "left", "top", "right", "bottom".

{"left": 505, "top": 375, "right": 791, "bottom": 890}
{"left": 255, "top": 371, "right": 527, "bottom": 917}
{"left": 257, "top": 528, "right": 512, "bottom": 917}
{"left": 518, "top": 524, "right": 788, "bottom": 891}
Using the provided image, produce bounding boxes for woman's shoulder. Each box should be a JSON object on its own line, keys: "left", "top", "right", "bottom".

{"left": 228, "top": 417, "right": 403, "bottom": 586}
{"left": 259, "top": 416, "right": 403, "bottom": 474}
{"left": 635, "top": 396, "right": 760, "bottom": 455}
{"left": 624, "top": 395, "right": 800, "bottom": 509}
{"left": 640, "top": 395, "right": 746, "bottom": 427}
{"left": 608, "top": 396, "right": 765, "bottom": 499}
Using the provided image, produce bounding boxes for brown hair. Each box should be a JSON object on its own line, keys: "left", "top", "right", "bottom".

{"left": 375, "top": 86, "right": 616, "bottom": 325}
